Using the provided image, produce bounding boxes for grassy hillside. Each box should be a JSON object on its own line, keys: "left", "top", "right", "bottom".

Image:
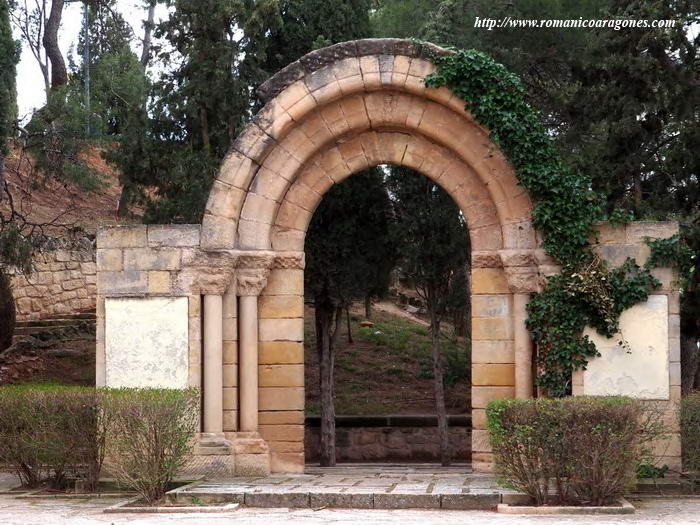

{"left": 304, "top": 304, "right": 471, "bottom": 416}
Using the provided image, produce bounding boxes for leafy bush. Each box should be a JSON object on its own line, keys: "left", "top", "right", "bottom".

{"left": 104, "top": 388, "right": 199, "bottom": 504}
{"left": 681, "top": 391, "right": 700, "bottom": 474}
{"left": 487, "top": 397, "right": 662, "bottom": 506}
{"left": 0, "top": 385, "right": 105, "bottom": 489}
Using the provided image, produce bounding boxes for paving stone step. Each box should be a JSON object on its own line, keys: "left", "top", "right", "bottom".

{"left": 171, "top": 489, "right": 502, "bottom": 510}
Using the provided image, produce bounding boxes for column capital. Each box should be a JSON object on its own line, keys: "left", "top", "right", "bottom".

{"left": 236, "top": 267, "right": 270, "bottom": 296}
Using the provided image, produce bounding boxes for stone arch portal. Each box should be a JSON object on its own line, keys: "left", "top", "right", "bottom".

{"left": 95, "top": 39, "right": 681, "bottom": 477}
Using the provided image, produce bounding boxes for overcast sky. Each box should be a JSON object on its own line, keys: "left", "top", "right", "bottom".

{"left": 13, "top": 1, "right": 168, "bottom": 119}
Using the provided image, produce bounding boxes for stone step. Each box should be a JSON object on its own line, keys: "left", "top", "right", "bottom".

{"left": 170, "top": 489, "right": 503, "bottom": 510}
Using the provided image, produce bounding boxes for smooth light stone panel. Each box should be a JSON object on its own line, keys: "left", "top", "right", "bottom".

{"left": 583, "top": 295, "right": 669, "bottom": 400}
{"left": 105, "top": 297, "right": 189, "bottom": 388}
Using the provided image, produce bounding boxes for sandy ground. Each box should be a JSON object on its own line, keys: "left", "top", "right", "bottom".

{"left": 1, "top": 474, "right": 700, "bottom": 525}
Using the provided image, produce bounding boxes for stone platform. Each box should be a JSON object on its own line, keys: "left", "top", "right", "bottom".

{"left": 168, "top": 464, "right": 524, "bottom": 510}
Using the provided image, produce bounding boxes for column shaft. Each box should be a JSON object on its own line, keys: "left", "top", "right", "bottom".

{"left": 239, "top": 295, "right": 259, "bottom": 432}
{"left": 514, "top": 293, "right": 534, "bottom": 399}
{"left": 203, "top": 294, "right": 224, "bottom": 433}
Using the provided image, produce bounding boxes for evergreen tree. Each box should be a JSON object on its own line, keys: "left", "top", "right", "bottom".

{"left": 305, "top": 168, "right": 396, "bottom": 466}
{"left": 263, "top": 0, "right": 371, "bottom": 75}
{"left": 0, "top": 0, "right": 20, "bottom": 351}
{"left": 387, "top": 166, "right": 470, "bottom": 466}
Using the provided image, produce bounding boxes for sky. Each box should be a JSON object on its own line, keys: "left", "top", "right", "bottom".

{"left": 13, "top": 1, "right": 168, "bottom": 120}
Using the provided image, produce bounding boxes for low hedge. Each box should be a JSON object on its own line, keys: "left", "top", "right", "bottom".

{"left": 0, "top": 385, "right": 198, "bottom": 502}
{"left": 486, "top": 396, "right": 663, "bottom": 506}
{"left": 681, "top": 391, "right": 700, "bottom": 474}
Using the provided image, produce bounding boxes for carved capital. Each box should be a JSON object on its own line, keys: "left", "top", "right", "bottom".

{"left": 272, "top": 252, "right": 305, "bottom": 270}
{"left": 503, "top": 265, "right": 542, "bottom": 294}
{"left": 175, "top": 249, "right": 238, "bottom": 295}
{"left": 236, "top": 267, "right": 270, "bottom": 296}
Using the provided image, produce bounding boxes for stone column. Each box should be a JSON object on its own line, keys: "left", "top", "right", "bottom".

{"left": 203, "top": 294, "right": 224, "bottom": 434}
{"left": 501, "top": 253, "right": 541, "bottom": 401}
{"left": 513, "top": 293, "right": 533, "bottom": 399}
{"left": 233, "top": 263, "right": 272, "bottom": 476}
{"left": 239, "top": 294, "right": 259, "bottom": 431}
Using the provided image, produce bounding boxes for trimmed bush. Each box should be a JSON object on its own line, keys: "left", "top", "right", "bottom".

{"left": 487, "top": 396, "right": 662, "bottom": 506}
{"left": 0, "top": 385, "right": 105, "bottom": 489}
{"left": 681, "top": 391, "right": 700, "bottom": 474}
{"left": 104, "top": 388, "right": 199, "bottom": 504}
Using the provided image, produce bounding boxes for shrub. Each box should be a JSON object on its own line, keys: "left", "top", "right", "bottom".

{"left": 0, "top": 385, "right": 105, "bottom": 489}
{"left": 681, "top": 391, "right": 700, "bottom": 474}
{"left": 104, "top": 388, "right": 199, "bottom": 504}
{"left": 487, "top": 396, "right": 662, "bottom": 506}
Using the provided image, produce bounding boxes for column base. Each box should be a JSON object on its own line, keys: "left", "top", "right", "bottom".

{"left": 183, "top": 433, "right": 235, "bottom": 479}
{"left": 233, "top": 432, "right": 271, "bottom": 477}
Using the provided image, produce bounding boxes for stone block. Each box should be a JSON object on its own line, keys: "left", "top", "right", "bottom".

{"left": 259, "top": 341, "right": 304, "bottom": 364}
{"left": 259, "top": 295, "right": 304, "bottom": 319}
{"left": 98, "top": 271, "right": 148, "bottom": 295}
{"left": 374, "top": 494, "right": 440, "bottom": 509}
{"left": 259, "top": 387, "right": 304, "bottom": 411}
{"left": 97, "top": 249, "right": 123, "bottom": 271}
{"left": 595, "top": 243, "right": 650, "bottom": 267}
{"left": 472, "top": 409, "right": 487, "bottom": 430}
{"left": 148, "top": 271, "right": 171, "bottom": 294}
{"left": 223, "top": 364, "right": 237, "bottom": 387}
{"left": 259, "top": 318, "right": 304, "bottom": 342}
{"left": 235, "top": 453, "right": 271, "bottom": 478}
{"left": 223, "top": 341, "right": 238, "bottom": 364}
{"left": 472, "top": 364, "right": 515, "bottom": 386}
{"left": 471, "top": 340, "right": 514, "bottom": 364}
{"left": 471, "top": 386, "right": 515, "bottom": 408}
{"left": 260, "top": 424, "right": 304, "bottom": 442}
{"left": 472, "top": 295, "right": 510, "bottom": 318}
{"left": 223, "top": 387, "right": 238, "bottom": 410}
{"left": 472, "top": 317, "right": 513, "bottom": 341}
{"left": 309, "top": 493, "right": 372, "bottom": 509}
{"left": 259, "top": 364, "right": 304, "bottom": 387}
{"left": 148, "top": 225, "right": 200, "bottom": 247}
{"left": 263, "top": 269, "right": 303, "bottom": 296}
{"left": 471, "top": 429, "right": 492, "bottom": 453}
{"left": 223, "top": 410, "right": 238, "bottom": 432}
{"left": 123, "top": 248, "right": 181, "bottom": 271}
{"left": 471, "top": 268, "right": 509, "bottom": 294}
{"left": 441, "top": 494, "right": 499, "bottom": 510}
{"left": 200, "top": 213, "right": 236, "bottom": 250}
{"left": 259, "top": 410, "right": 304, "bottom": 425}
{"left": 626, "top": 221, "right": 678, "bottom": 243}
{"left": 97, "top": 225, "right": 147, "bottom": 249}
{"left": 592, "top": 222, "right": 626, "bottom": 244}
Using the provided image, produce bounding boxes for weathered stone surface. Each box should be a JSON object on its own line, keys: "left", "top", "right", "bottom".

{"left": 259, "top": 318, "right": 304, "bottom": 341}
{"left": 98, "top": 270, "right": 148, "bottom": 295}
{"left": 148, "top": 224, "right": 200, "bottom": 247}
{"left": 471, "top": 386, "right": 515, "bottom": 408}
{"left": 105, "top": 297, "right": 188, "bottom": 388}
{"left": 584, "top": 294, "right": 669, "bottom": 399}
{"left": 472, "top": 341, "right": 514, "bottom": 364}
{"left": 471, "top": 268, "right": 509, "bottom": 294}
{"left": 123, "top": 248, "right": 181, "bottom": 271}
{"left": 259, "top": 387, "right": 304, "bottom": 411}
{"left": 97, "top": 225, "right": 147, "bottom": 249}
{"left": 259, "top": 295, "right": 304, "bottom": 318}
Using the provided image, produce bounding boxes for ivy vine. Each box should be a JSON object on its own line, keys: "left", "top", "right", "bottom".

{"left": 424, "top": 48, "right": 674, "bottom": 397}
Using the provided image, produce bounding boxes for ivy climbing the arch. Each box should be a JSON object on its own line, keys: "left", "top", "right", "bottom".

{"left": 424, "top": 48, "right": 678, "bottom": 397}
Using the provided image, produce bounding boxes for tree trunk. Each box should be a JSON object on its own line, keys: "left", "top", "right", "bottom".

{"left": 315, "top": 301, "right": 336, "bottom": 467}
{"left": 430, "top": 310, "right": 450, "bottom": 466}
{"left": 364, "top": 295, "right": 372, "bottom": 319}
{"left": 140, "top": 0, "right": 156, "bottom": 68}
{"left": 0, "top": 272, "right": 16, "bottom": 352}
{"left": 43, "top": 0, "right": 67, "bottom": 90}
{"left": 346, "top": 307, "right": 353, "bottom": 344}
{"left": 681, "top": 334, "right": 700, "bottom": 395}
